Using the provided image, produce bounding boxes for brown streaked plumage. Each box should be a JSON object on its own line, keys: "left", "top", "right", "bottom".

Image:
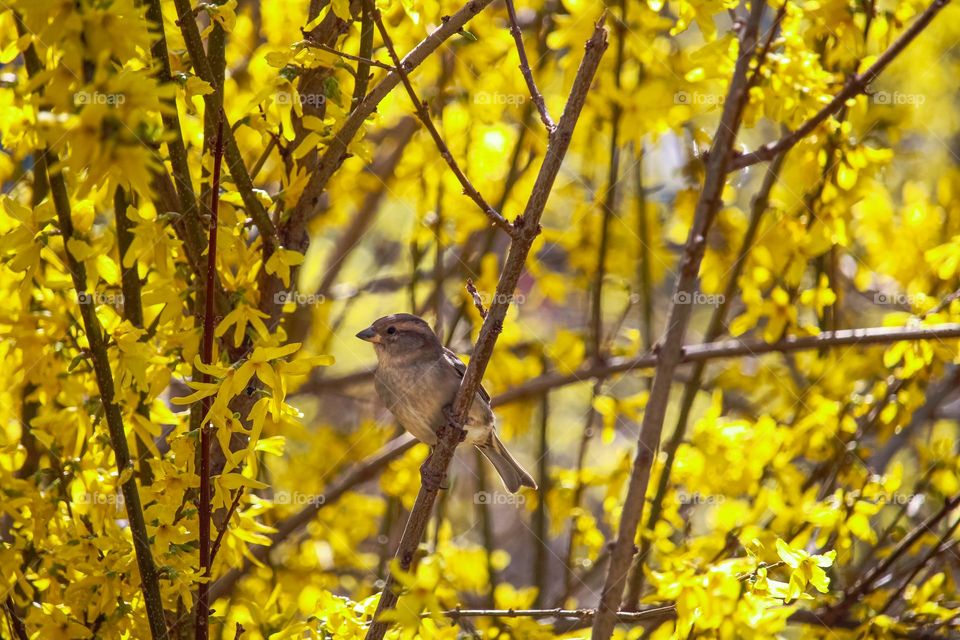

{"left": 356, "top": 313, "right": 537, "bottom": 493}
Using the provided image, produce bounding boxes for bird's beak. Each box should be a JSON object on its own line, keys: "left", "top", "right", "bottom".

{"left": 356, "top": 327, "right": 380, "bottom": 343}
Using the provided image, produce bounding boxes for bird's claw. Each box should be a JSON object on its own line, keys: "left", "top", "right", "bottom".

{"left": 419, "top": 460, "right": 447, "bottom": 492}
{"left": 440, "top": 405, "right": 467, "bottom": 442}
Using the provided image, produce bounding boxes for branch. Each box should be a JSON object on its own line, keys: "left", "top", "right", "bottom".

{"left": 364, "top": 19, "right": 609, "bottom": 640}
{"left": 304, "top": 39, "right": 396, "bottom": 71}
{"left": 145, "top": 0, "right": 204, "bottom": 263}
{"left": 592, "top": 1, "right": 768, "bottom": 635}
{"left": 728, "top": 0, "right": 950, "bottom": 171}
{"left": 195, "top": 115, "right": 225, "bottom": 640}
{"left": 826, "top": 493, "right": 960, "bottom": 622}
{"left": 371, "top": 9, "right": 514, "bottom": 236}
{"left": 302, "top": 322, "right": 960, "bottom": 405}
{"left": 493, "top": 323, "right": 960, "bottom": 406}
{"left": 432, "top": 605, "right": 862, "bottom": 632}
{"left": 210, "top": 488, "right": 245, "bottom": 566}
{"left": 439, "top": 605, "right": 676, "bottom": 622}
{"left": 504, "top": 0, "right": 554, "bottom": 131}
{"left": 623, "top": 149, "right": 787, "bottom": 607}
{"left": 465, "top": 279, "right": 488, "bottom": 318}
{"left": 351, "top": 0, "right": 376, "bottom": 109}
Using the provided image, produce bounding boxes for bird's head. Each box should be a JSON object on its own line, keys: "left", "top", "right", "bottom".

{"left": 356, "top": 313, "right": 441, "bottom": 361}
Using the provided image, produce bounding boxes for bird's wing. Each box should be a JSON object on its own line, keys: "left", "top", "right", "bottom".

{"left": 442, "top": 347, "right": 491, "bottom": 403}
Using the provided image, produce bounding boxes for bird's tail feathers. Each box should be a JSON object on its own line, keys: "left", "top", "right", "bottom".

{"left": 478, "top": 433, "right": 538, "bottom": 493}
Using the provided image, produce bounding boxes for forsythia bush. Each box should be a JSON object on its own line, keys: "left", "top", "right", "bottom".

{"left": 1, "top": 0, "right": 959, "bottom": 638}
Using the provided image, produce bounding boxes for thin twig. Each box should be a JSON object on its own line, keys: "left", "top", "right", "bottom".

{"left": 729, "top": 0, "right": 950, "bottom": 171}
{"left": 504, "top": 0, "right": 554, "bottom": 131}
{"left": 210, "top": 488, "right": 245, "bottom": 565}
{"left": 465, "top": 279, "right": 488, "bottom": 318}
{"left": 364, "top": 20, "right": 609, "bottom": 640}
{"left": 304, "top": 39, "right": 396, "bottom": 71}
{"left": 372, "top": 9, "right": 515, "bottom": 236}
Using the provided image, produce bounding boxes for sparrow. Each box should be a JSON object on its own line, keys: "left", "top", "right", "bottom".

{"left": 356, "top": 313, "right": 537, "bottom": 493}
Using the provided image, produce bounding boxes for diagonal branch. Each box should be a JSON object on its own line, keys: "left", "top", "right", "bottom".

{"left": 16, "top": 16, "right": 170, "bottom": 639}
{"left": 372, "top": 9, "right": 514, "bottom": 236}
{"left": 728, "top": 0, "right": 950, "bottom": 172}
{"left": 591, "top": 1, "right": 767, "bottom": 635}
{"left": 207, "top": 435, "right": 416, "bottom": 601}
{"left": 364, "top": 19, "right": 609, "bottom": 640}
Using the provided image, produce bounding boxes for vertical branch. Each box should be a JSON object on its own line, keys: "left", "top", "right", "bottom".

{"left": 364, "top": 21, "right": 608, "bottom": 640}
{"left": 591, "top": 3, "right": 766, "bottom": 637}
{"left": 170, "top": 0, "right": 276, "bottom": 246}
{"left": 49, "top": 159, "right": 170, "bottom": 640}
{"left": 195, "top": 117, "right": 225, "bottom": 640}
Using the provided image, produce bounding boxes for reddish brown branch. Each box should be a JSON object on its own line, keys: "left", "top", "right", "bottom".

{"left": 196, "top": 116, "right": 225, "bottom": 640}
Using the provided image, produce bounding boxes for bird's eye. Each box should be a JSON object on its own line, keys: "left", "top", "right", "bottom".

{"left": 386, "top": 326, "right": 397, "bottom": 335}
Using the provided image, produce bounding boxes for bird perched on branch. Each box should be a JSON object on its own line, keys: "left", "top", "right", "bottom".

{"left": 357, "top": 313, "right": 537, "bottom": 493}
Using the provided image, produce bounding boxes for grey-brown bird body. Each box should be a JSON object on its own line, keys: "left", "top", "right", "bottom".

{"left": 357, "top": 313, "right": 537, "bottom": 493}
